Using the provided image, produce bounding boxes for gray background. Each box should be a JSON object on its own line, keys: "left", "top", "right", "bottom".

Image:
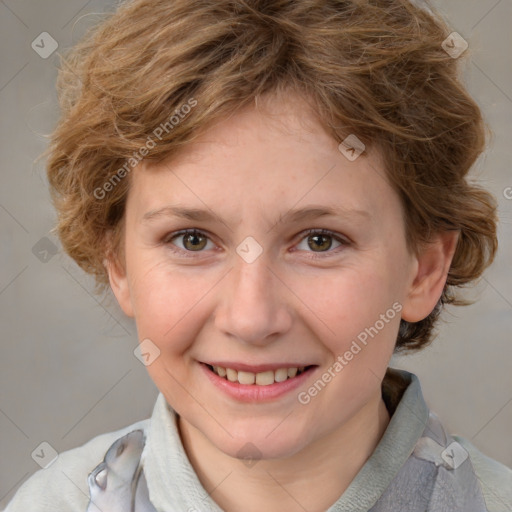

{"left": 0, "top": 0, "right": 511, "bottom": 506}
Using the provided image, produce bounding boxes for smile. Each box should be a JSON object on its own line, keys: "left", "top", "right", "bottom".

{"left": 206, "top": 364, "right": 311, "bottom": 385}
{"left": 200, "top": 362, "right": 318, "bottom": 402}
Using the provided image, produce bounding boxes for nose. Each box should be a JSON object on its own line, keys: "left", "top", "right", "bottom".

{"left": 213, "top": 254, "right": 292, "bottom": 347}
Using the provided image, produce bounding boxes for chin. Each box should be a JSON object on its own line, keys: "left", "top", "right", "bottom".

{"left": 207, "top": 419, "right": 313, "bottom": 462}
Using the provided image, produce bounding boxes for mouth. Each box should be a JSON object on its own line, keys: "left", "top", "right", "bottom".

{"left": 199, "top": 362, "right": 318, "bottom": 402}
{"left": 204, "top": 363, "right": 314, "bottom": 385}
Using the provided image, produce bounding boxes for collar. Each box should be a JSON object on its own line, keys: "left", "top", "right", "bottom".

{"left": 142, "top": 369, "right": 428, "bottom": 511}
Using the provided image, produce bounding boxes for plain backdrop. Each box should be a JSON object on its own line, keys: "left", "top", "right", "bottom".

{"left": 1, "top": 0, "right": 511, "bottom": 506}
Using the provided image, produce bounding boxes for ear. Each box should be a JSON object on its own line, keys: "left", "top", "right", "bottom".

{"left": 104, "top": 233, "right": 135, "bottom": 318}
{"left": 401, "top": 230, "right": 459, "bottom": 323}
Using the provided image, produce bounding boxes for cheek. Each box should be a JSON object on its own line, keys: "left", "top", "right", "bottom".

{"left": 295, "top": 264, "right": 401, "bottom": 346}
{"left": 127, "top": 255, "right": 216, "bottom": 350}
{"left": 294, "top": 267, "right": 401, "bottom": 420}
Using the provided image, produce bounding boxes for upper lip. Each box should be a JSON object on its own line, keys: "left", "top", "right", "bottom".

{"left": 202, "top": 361, "right": 316, "bottom": 372}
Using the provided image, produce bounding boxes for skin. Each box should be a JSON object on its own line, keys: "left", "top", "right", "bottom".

{"left": 107, "top": 91, "right": 459, "bottom": 512}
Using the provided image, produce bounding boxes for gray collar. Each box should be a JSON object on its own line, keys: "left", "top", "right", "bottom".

{"left": 142, "top": 369, "right": 429, "bottom": 511}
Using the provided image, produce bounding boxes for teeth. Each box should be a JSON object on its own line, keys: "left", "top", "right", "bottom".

{"left": 238, "top": 371, "right": 256, "bottom": 385}
{"left": 226, "top": 368, "right": 238, "bottom": 382}
{"left": 274, "top": 368, "right": 288, "bottom": 382}
{"left": 255, "top": 371, "right": 274, "bottom": 386}
{"left": 209, "top": 365, "right": 309, "bottom": 385}
{"left": 215, "top": 366, "right": 227, "bottom": 378}
{"left": 287, "top": 367, "right": 298, "bottom": 378}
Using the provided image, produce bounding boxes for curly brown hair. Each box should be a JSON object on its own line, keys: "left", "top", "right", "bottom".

{"left": 43, "top": 0, "right": 498, "bottom": 352}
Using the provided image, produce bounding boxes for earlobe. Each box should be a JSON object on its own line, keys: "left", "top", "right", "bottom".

{"left": 104, "top": 252, "right": 135, "bottom": 318}
{"left": 401, "top": 230, "right": 459, "bottom": 323}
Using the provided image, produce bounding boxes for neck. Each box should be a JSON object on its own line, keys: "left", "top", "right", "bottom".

{"left": 178, "top": 393, "right": 390, "bottom": 512}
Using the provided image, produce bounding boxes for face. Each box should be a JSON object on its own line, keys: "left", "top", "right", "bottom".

{"left": 109, "top": 92, "right": 425, "bottom": 460}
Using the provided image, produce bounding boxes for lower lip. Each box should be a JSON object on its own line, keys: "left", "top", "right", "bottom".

{"left": 200, "top": 363, "right": 317, "bottom": 403}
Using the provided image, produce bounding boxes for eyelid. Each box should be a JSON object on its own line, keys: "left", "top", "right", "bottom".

{"left": 163, "top": 227, "right": 350, "bottom": 259}
{"left": 291, "top": 228, "right": 351, "bottom": 260}
{"left": 162, "top": 229, "right": 217, "bottom": 258}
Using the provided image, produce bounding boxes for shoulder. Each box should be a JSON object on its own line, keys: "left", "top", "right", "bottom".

{"left": 2, "top": 419, "right": 150, "bottom": 512}
{"left": 453, "top": 435, "right": 512, "bottom": 512}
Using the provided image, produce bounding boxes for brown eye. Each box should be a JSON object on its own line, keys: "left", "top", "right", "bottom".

{"left": 307, "top": 233, "right": 334, "bottom": 252}
{"left": 295, "top": 228, "right": 349, "bottom": 259}
{"left": 181, "top": 231, "right": 208, "bottom": 251}
{"left": 165, "top": 229, "right": 214, "bottom": 255}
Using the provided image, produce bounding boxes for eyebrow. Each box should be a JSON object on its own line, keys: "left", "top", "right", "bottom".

{"left": 142, "top": 205, "right": 371, "bottom": 226}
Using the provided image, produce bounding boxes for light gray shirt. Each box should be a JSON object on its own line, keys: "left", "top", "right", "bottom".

{"left": 3, "top": 369, "right": 512, "bottom": 511}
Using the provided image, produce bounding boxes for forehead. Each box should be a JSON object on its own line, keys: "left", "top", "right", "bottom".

{"left": 127, "top": 93, "right": 399, "bottom": 226}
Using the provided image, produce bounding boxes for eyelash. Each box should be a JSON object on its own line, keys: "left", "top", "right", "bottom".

{"left": 163, "top": 228, "right": 350, "bottom": 260}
